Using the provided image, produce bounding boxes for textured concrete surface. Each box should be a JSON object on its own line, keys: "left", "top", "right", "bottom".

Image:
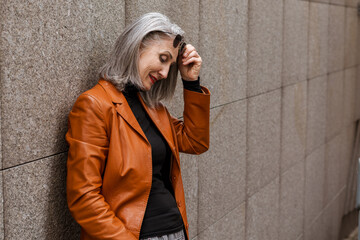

{"left": 308, "top": 2, "right": 328, "bottom": 79}
{"left": 246, "top": 178, "right": 280, "bottom": 240}
{"left": 324, "top": 133, "right": 344, "bottom": 206}
{"left": 247, "top": 0, "right": 283, "bottom": 96}
{"left": 346, "top": 0, "right": 360, "bottom": 7}
{"left": 345, "top": 7, "right": 358, "bottom": 68}
{"left": 199, "top": 0, "right": 248, "bottom": 106}
{"left": 3, "top": 153, "right": 79, "bottom": 239}
{"left": 281, "top": 81, "right": 307, "bottom": 173}
{"left": 179, "top": 154, "right": 198, "bottom": 239}
{"left": 306, "top": 75, "right": 327, "bottom": 155}
{"left": 198, "top": 203, "right": 245, "bottom": 240}
{"left": 198, "top": 100, "right": 247, "bottom": 232}
{"left": 356, "top": 66, "right": 360, "bottom": 120}
{"left": 326, "top": 70, "right": 344, "bottom": 140}
{"left": 247, "top": 90, "right": 281, "bottom": 197}
{"left": 305, "top": 144, "right": 325, "bottom": 229}
{"left": 279, "top": 161, "right": 305, "bottom": 240}
{"left": 323, "top": 188, "right": 346, "bottom": 240}
{"left": 344, "top": 67, "right": 357, "bottom": 126}
{"left": 0, "top": 172, "right": 3, "bottom": 240}
{"left": 1, "top": 0, "right": 125, "bottom": 168}
{"left": 283, "top": 0, "right": 308, "bottom": 87}
{"left": 305, "top": 213, "right": 325, "bottom": 240}
{"left": 328, "top": 5, "right": 345, "bottom": 73}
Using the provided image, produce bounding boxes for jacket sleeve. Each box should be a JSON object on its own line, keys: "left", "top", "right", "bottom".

{"left": 171, "top": 86, "right": 211, "bottom": 154}
{"left": 66, "top": 93, "right": 137, "bottom": 240}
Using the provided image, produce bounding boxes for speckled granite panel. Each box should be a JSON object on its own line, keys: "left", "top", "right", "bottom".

{"left": 326, "top": 71, "right": 344, "bottom": 140}
{"left": 308, "top": 2, "right": 328, "bottom": 79}
{"left": 345, "top": 7, "right": 358, "bottom": 68}
{"left": 3, "top": 153, "right": 80, "bottom": 239}
{"left": 1, "top": 0, "right": 125, "bottom": 168}
{"left": 0, "top": 172, "right": 3, "bottom": 240}
{"left": 330, "top": 0, "right": 346, "bottom": 5}
{"left": 323, "top": 188, "right": 346, "bottom": 240}
{"left": 306, "top": 75, "right": 327, "bottom": 154}
{"left": 179, "top": 154, "right": 198, "bottom": 239}
{"left": 283, "top": 0, "right": 309, "bottom": 86}
{"left": 304, "top": 214, "right": 325, "bottom": 240}
{"left": 247, "top": 90, "right": 281, "bottom": 197}
{"left": 198, "top": 100, "right": 247, "bottom": 232}
{"left": 304, "top": 144, "right": 325, "bottom": 229}
{"left": 246, "top": 178, "right": 280, "bottom": 240}
{"left": 324, "top": 133, "right": 344, "bottom": 206}
{"left": 125, "top": 0, "right": 200, "bottom": 117}
{"left": 344, "top": 67, "right": 357, "bottom": 126}
{"left": 279, "top": 162, "right": 305, "bottom": 240}
{"left": 247, "top": 0, "right": 283, "bottom": 96}
{"left": 199, "top": 0, "right": 248, "bottom": 106}
{"left": 198, "top": 203, "right": 245, "bottom": 240}
{"left": 281, "top": 81, "right": 307, "bottom": 173}
{"left": 327, "top": 5, "right": 345, "bottom": 73}
{"left": 346, "top": 0, "right": 359, "bottom": 7}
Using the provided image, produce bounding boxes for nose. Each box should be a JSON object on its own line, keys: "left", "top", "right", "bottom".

{"left": 158, "top": 65, "right": 170, "bottom": 79}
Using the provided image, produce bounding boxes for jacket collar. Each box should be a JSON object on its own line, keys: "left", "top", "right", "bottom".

{"left": 98, "top": 79, "right": 177, "bottom": 154}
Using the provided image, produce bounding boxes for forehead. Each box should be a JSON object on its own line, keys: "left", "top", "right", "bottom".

{"left": 149, "top": 37, "right": 179, "bottom": 57}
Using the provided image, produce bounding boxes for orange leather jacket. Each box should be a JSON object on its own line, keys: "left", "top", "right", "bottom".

{"left": 66, "top": 79, "right": 210, "bottom": 240}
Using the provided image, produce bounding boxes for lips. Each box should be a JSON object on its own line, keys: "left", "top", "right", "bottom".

{"left": 149, "top": 74, "right": 158, "bottom": 84}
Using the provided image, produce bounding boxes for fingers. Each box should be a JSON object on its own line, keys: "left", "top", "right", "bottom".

{"left": 182, "top": 44, "right": 201, "bottom": 65}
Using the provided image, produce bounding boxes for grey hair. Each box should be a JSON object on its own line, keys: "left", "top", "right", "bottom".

{"left": 99, "top": 12, "right": 185, "bottom": 107}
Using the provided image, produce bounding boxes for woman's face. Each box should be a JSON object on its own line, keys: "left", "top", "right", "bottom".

{"left": 138, "top": 37, "right": 179, "bottom": 91}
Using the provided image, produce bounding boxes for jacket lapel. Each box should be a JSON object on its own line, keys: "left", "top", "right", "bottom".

{"left": 137, "top": 93, "right": 177, "bottom": 156}
{"left": 98, "top": 80, "right": 147, "bottom": 142}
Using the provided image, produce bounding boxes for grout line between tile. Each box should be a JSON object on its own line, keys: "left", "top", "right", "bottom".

{"left": 1, "top": 151, "right": 68, "bottom": 171}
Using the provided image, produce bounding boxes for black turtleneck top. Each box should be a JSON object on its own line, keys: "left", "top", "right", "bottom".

{"left": 122, "top": 79, "right": 202, "bottom": 239}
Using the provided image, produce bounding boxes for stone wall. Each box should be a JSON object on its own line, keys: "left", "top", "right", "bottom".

{"left": 0, "top": 0, "right": 359, "bottom": 239}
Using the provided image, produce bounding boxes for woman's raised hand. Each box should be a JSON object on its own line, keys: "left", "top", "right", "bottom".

{"left": 178, "top": 44, "right": 202, "bottom": 81}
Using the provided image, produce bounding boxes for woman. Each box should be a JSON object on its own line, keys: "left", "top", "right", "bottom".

{"left": 66, "top": 12, "right": 210, "bottom": 240}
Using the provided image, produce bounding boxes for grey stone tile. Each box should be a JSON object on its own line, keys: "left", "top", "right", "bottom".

{"left": 323, "top": 188, "right": 346, "bottom": 240}
{"left": 198, "top": 203, "right": 245, "bottom": 240}
{"left": 179, "top": 154, "right": 198, "bottom": 239}
{"left": 304, "top": 214, "right": 325, "bottom": 240}
{"left": 346, "top": 0, "right": 360, "bottom": 7}
{"left": 246, "top": 178, "right": 280, "bottom": 240}
{"left": 330, "top": 0, "right": 347, "bottom": 5}
{"left": 306, "top": 75, "right": 327, "bottom": 154}
{"left": 340, "top": 124, "right": 356, "bottom": 192}
{"left": 327, "top": 5, "right": 345, "bottom": 73}
{"left": 125, "top": 0, "right": 200, "bottom": 117}
{"left": 283, "top": 0, "right": 309, "bottom": 86}
{"left": 308, "top": 2, "right": 329, "bottom": 79}
{"left": 344, "top": 67, "right": 357, "bottom": 126}
{"left": 304, "top": 144, "right": 325, "bottom": 229}
{"left": 247, "top": 0, "right": 283, "bottom": 96}
{"left": 345, "top": 7, "right": 358, "bottom": 68}
{"left": 199, "top": 0, "right": 248, "bottom": 106}
{"left": 198, "top": 100, "right": 247, "bottom": 232}
{"left": 326, "top": 71, "right": 344, "bottom": 140}
{"left": 3, "top": 153, "right": 79, "bottom": 239}
{"left": 1, "top": 0, "right": 125, "bottom": 168}
{"left": 356, "top": 66, "right": 360, "bottom": 120}
{"left": 324, "top": 133, "right": 344, "bottom": 206}
{"left": 281, "top": 81, "right": 307, "bottom": 173}
{"left": 279, "top": 162, "right": 305, "bottom": 240}
{"left": 0, "top": 172, "right": 3, "bottom": 240}
{"left": 247, "top": 90, "right": 281, "bottom": 196}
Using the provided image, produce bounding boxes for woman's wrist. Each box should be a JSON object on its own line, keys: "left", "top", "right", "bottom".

{"left": 182, "top": 77, "right": 202, "bottom": 93}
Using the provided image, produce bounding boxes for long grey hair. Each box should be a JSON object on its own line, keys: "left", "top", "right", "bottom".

{"left": 99, "top": 12, "right": 184, "bottom": 107}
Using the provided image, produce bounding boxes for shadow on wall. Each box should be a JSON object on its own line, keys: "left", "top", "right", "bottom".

{"left": 43, "top": 38, "right": 111, "bottom": 239}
